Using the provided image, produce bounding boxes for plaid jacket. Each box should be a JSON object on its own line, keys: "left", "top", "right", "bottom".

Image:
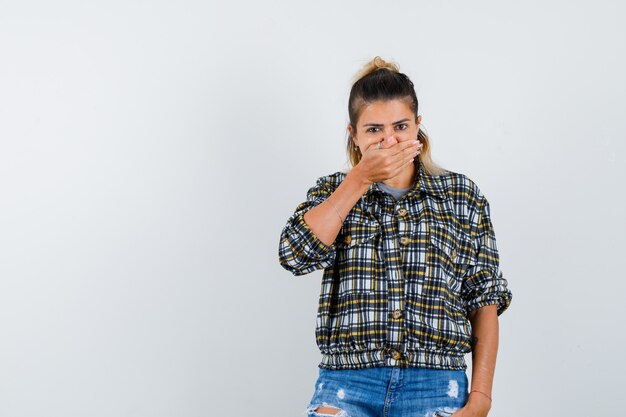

{"left": 278, "top": 162, "right": 512, "bottom": 370}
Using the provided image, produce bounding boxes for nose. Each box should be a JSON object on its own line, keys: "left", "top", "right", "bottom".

{"left": 382, "top": 128, "right": 398, "bottom": 144}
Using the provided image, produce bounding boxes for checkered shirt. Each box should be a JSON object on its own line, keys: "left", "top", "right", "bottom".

{"left": 278, "top": 162, "right": 512, "bottom": 370}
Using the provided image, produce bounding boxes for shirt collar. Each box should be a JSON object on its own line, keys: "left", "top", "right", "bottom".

{"left": 364, "top": 160, "right": 447, "bottom": 200}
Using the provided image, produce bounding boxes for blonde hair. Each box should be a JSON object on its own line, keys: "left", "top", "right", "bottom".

{"left": 345, "top": 56, "right": 448, "bottom": 177}
{"left": 351, "top": 56, "right": 400, "bottom": 83}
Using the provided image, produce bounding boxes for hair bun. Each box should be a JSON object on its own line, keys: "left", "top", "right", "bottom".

{"left": 352, "top": 56, "right": 400, "bottom": 83}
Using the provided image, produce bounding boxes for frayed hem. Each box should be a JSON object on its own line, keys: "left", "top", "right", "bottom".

{"left": 306, "top": 402, "right": 349, "bottom": 417}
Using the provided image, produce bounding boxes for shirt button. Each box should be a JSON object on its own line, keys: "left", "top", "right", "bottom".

{"left": 399, "top": 236, "right": 410, "bottom": 246}
{"left": 344, "top": 235, "right": 352, "bottom": 245}
{"left": 398, "top": 208, "right": 407, "bottom": 216}
{"left": 392, "top": 309, "right": 403, "bottom": 319}
{"left": 450, "top": 249, "right": 457, "bottom": 260}
{"left": 390, "top": 350, "right": 402, "bottom": 360}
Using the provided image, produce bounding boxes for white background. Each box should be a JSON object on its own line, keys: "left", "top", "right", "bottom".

{"left": 1, "top": 1, "right": 624, "bottom": 416}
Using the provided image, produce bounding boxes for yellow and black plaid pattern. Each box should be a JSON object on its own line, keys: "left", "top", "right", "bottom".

{"left": 278, "top": 162, "right": 512, "bottom": 370}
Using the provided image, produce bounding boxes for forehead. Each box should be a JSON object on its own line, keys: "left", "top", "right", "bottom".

{"left": 359, "top": 99, "right": 414, "bottom": 124}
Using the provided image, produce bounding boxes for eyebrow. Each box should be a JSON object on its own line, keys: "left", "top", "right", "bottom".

{"left": 362, "top": 118, "right": 411, "bottom": 127}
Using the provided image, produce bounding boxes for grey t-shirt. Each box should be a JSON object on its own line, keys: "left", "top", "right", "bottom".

{"left": 376, "top": 181, "right": 412, "bottom": 201}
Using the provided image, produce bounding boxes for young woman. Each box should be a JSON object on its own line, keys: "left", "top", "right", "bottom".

{"left": 278, "top": 56, "right": 512, "bottom": 417}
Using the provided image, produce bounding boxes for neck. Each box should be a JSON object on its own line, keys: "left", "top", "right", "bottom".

{"left": 382, "top": 162, "right": 416, "bottom": 189}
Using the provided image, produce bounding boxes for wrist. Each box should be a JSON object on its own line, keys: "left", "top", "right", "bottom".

{"left": 467, "top": 391, "right": 492, "bottom": 412}
{"left": 347, "top": 164, "right": 373, "bottom": 188}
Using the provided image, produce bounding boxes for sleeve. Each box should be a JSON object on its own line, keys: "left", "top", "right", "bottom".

{"left": 461, "top": 194, "right": 512, "bottom": 316}
{"left": 277, "top": 176, "right": 337, "bottom": 276}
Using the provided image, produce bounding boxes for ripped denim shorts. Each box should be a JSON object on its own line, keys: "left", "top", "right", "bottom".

{"left": 305, "top": 366, "right": 469, "bottom": 417}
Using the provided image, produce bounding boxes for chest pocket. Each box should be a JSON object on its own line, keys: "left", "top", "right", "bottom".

{"left": 427, "top": 222, "right": 477, "bottom": 300}
{"left": 334, "top": 206, "right": 383, "bottom": 296}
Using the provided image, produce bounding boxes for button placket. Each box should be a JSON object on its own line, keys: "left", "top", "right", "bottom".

{"left": 377, "top": 197, "right": 407, "bottom": 361}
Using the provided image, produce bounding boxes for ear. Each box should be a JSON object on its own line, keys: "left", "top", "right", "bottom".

{"left": 416, "top": 115, "right": 422, "bottom": 125}
{"left": 347, "top": 125, "right": 357, "bottom": 144}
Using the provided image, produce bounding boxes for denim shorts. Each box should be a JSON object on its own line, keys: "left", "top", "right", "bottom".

{"left": 305, "top": 366, "right": 469, "bottom": 417}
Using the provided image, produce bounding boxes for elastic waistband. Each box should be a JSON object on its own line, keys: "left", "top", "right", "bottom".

{"left": 319, "top": 348, "right": 467, "bottom": 370}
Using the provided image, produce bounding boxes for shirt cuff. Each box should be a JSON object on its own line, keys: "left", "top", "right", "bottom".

{"left": 291, "top": 211, "right": 335, "bottom": 255}
{"left": 465, "top": 287, "right": 512, "bottom": 316}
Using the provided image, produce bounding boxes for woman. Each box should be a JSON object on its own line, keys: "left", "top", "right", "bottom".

{"left": 278, "top": 56, "right": 512, "bottom": 417}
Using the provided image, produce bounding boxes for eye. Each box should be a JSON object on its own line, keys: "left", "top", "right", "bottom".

{"left": 395, "top": 123, "right": 408, "bottom": 130}
{"left": 366, "top": 127, "right": 381, "bottom": 133}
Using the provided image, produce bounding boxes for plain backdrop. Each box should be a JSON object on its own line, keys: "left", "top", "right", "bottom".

{"left": 1, "top": 1, "right": 625, "bottom": 416}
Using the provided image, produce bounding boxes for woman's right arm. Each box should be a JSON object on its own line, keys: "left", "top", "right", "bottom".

{"left": 302, "top": 166, "right": 372, "bottom": 246}
{"left": 277, "top": 166, "right": 371, "bottom": 276}
{"left": 302, "top": 138, "right": 421, "bottom": 248}
{"left": 278, "top": 139, "right": 420, "bottom": 276}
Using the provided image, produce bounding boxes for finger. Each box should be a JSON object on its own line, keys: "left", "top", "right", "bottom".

{"left": 389, "top": 139, "right": 421, "bottom": 155}
{"left": 367, "top": 136, "right": 402, "bottom": 152}
{"left": 388, "top": 155, "right": 417, "bottom": 179}
{"left": 372, "top": 137, "right": 396, "bottom": 151}
{"left": 391, "top": 145, "right": 420, "bottom": 170}
{"left": 365, "top": 138, "right": 383, "bottom": 152}
{"left": 390, "top": 141, "right": 422, "bottom": 159}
